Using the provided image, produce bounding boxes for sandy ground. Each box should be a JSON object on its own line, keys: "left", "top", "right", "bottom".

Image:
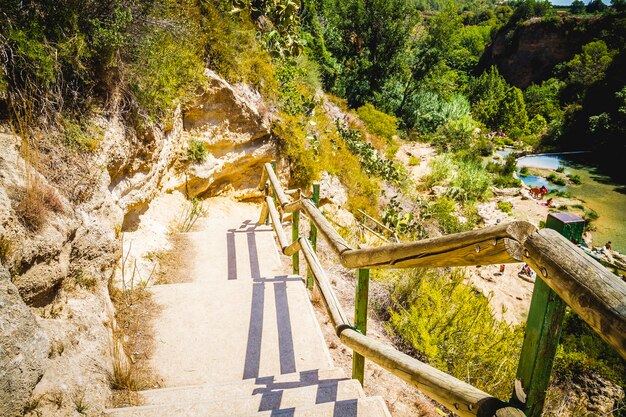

{"left": 396, "top": 141, "right": 436, "bottom": 181}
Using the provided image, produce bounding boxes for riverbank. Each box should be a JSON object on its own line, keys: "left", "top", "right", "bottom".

{"left": 517, "top": 153, "right": 626, "bottom": 254}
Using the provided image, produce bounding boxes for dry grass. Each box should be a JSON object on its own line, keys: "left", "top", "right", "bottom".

{"left": 108, "top": 238, "right": 162, "bottom": 407}
{"left": 146, "top": 234, "right": 193, "bottom": 285}
{"left": 13, "top": 181, "right": 64, "bottom": 232}
{"left": 108, "top": 283, "right": 160, "bottom": 407}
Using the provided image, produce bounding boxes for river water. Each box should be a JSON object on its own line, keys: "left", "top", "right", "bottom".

{"left": 516, "top": 152, "right": 626, "bottom": 253}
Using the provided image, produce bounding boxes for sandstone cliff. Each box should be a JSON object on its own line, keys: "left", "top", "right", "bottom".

{"left": 477, "top": 15, "right": 622, "bottom": 88}
{"left": 0, "top": 70, "right": 274, "bottom": 416}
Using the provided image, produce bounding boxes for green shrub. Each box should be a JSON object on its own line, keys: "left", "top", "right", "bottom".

{"left": 424, "top": 155, "right": 454, "bottom": 188}
{"left": 519, "top": 167, "right": 530, "bottom": 176}
{"left": 128, "top": 25, "right": 206, "bottom": 121}
{"left": 187, "top": 139, "right": 207, "bottom": 163}
{"left": 450, "top": 160, "right": 492, "bottom": 202}
{"left": 431, "top": 115, "right": 479, "bottom": 153}
{"left": 554, "top": 312, "right": 625, "bottom": 388}
{"left": 567, "top": 174, "right": 582, "bottom": 184}
{"left": 273, "top": 114, "right": 317, "bottom": 187}
{"left": 497, "top": 201, "right": 513, "bottom": 213}
{"left": 63, "top": 119, "right": 104, "bottom": 152}
{"left": 336, "top": 122, "right": 402, "bottom": 183}
{"left": 555, "top": 166, "right": 565, "bottom": 173}
{"left": 547, "top": 173, "right": 567, "bottom": 186}
{"left": 356, "top": 103, "right": 398, "bottom": 141}
{"left": 408, "top": 156, "right": 420, "bottom": 166}
{"left": 387, "top": 268, "right": 524, "bottom": 399}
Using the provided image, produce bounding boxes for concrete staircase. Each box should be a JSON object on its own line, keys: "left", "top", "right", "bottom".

{"left": 105, "top": 199, "right": 391, "bottom": 417}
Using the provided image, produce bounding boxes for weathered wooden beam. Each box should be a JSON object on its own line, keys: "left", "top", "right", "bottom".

{"left": 307, "top": 183, "right": 320, "bottom": 291}
{"left": 258, "top": 166, "right": 268, "bottom": 191}
{"left": 352, "top": 268, "right": 370, "bottom": 385}
{"left": 292, "top": 194, "right": 300, "bottom": 275}
{"left": 264, "top": 162, "right": 290, "bottom": 208}
{"left": 341, "top": 221, "right": 536, "bottom": 269}
{"left": 300, "top": 199, "right": 352, "bottom": 258}
{"left": 523, "top": 228, "right": 626, "bottom": 359}
{"left": 266, "top": 196, "right": 289, "bottom": 251}
{"left": 299, "top": 237, "right": 351, "bottom": 332}
{"left": 340, "top": 329, "right": 525, "bottom": 417}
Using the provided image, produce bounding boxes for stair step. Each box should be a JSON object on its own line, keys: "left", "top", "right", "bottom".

{"left": 105, "top": 379, "right": 367, "bottom": 416}
{"left": 139, "top": 368, "right": 349, "bottom": 405}
{"left": 250, "top": 397, "right": 392, "bottom": 417}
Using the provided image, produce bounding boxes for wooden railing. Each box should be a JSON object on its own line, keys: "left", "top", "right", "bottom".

{"left": 258, "top": 162, "right": 626, "bottom": 417}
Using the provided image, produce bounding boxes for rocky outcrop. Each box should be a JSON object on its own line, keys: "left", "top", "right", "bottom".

{"left": 0, "top": 67, "right": 278, "bottom": 416}
{"left": 167, "top": 69, "right": 274, "bottom": 197}
{"left": 0, "top": 265, "right": 50, "bottom": 416}
{"left": 478, "top": 15, "right": 619, "bottom": 88}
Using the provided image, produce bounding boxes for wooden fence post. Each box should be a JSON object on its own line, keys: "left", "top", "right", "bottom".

{"left": 292, "top": 190, "right": 300, "bottom": 275}
{"left": 307, "top": 182, "right": 320, "bottom": 290}
{"left": 352, "top": 268, "right": 370, "bottom": 385}
{"left": 512, "top": 216, "right": 570, "bottom": 416}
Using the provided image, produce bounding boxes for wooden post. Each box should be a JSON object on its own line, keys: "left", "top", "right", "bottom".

{"left": 352, "top": 268, "right": 370, "bottom": 385}
{"left": 512, "top": 218, "right": 567, "bottom": 416}
{"left": 307, "top": 182, "right": 320, "bottom": 290}
{"left": 266, "top": 161, "right": 277, "bottom": 225}
{"left": 292, "top": 190, "right": 300, "bottom": 275}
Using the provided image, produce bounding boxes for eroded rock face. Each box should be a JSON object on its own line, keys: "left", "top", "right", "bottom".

{"left": 0, "top": 67, "right": 277, "bottom": 416}
{"left": 170, "top": 69, "right": 274, "bottom": 197}
{"left": 478, "top": 15, "right": 618, "bottom": 88}
{"left": 0, "top": 265, "right": 50, "bottom": 417}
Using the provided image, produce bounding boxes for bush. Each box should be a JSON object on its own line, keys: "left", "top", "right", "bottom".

{"left": 547, "top": 173, "right": 567, "bottom": 186}
{"left": 387, "top": 268, "right": 524, "bottom": 399}
{"left": 567, "top": 174, "right": 582, "bottom": 184}
{"left": 356, "top": 103, "right": 398, "bottom": 141}
{"left": 555, "top": 166, "right": 565, "bottom": 173}
{"left": 451, "top": 160, "right": 492, "bottom": 202}
{"left": 423, "top": 155, "right": 454, "bottom": 189}
{"left": 431, "top": 115, "right": 479, "bottom": 153}
{"left": 336, "top": 122, "right": 402, "bottom": 183}
{"left": 554, "top": 312, "right": 625, "bottom": 388}
{"left": 497, "top": 201, "right": 513, "bottom": 213}
{"left": 187, "top": 139, "right": 207, "bottom": 163}
{"left": 273, "top": 114, "right": 317, "bottom": 187}
{"left": 408, "top": 156, "right": 419, "bottom": 166}
{"left": 519, "top": 167, "right": 530, "bottom": 176}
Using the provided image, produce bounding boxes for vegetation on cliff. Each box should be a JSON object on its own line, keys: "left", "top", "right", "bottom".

{"left": 1, "top": 0, "right": 624, "bottom": 415}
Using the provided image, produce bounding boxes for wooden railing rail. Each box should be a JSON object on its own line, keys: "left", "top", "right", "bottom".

{"left": 258, "top": 162, "right": 626, "bottom": 417}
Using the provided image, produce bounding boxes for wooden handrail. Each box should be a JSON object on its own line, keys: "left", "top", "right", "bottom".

{"left": 295, "top": 218, "right": 524, "bottom": 416}
{"left": 524, "top": 229, "right": 626, "bottom": 357}
{"left": 259, "top": 162, "right": 626, "bottom": 417}
{"left": 340, "top": 329, "right": 525, "bottom": 417}
{"left": 265, "top": 169, "right": 626, "bottom": 358}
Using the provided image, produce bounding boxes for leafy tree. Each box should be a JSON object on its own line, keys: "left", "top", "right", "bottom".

{"left": 397, "top": 8, "right": 463, "bottom": 114}
{"left": 566, "top": 40, "right": 616, "bottom": 88}
{"left": 468, "top": 66, "right": 509, "bottom": 129}
{"left": 510, "top": 0, "right": 554, "bottom": 23}
{"left": 325, "top": 0, "right": 418, "bottom": 107}
{"left": 524, "top": 78, "right": 564, "bottom": 123}
{"left": 499, "top": 86, "right": 528, "bottom": 133}
{"left": 586, "top": 0, "right": 608, "bottom": 13}
{"left": 570, "top": 0, "right": 586, "bottom": 14}
{"left": 612, "top": 0, "right": 626, "bottom": 11}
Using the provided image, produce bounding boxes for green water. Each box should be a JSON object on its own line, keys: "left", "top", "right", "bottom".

{"left": 517, "top": 153, "right": 626, "bottom": 253}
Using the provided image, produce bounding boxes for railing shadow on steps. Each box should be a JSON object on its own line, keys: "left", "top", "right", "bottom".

{"left": 257, "top": 162, "right": 626, "bottom": 417}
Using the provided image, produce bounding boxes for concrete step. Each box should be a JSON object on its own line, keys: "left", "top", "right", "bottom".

{"left": 105, "top": 378, "right": 365, "bottom": 416}
{"left": 105, "top": 394, "right": 390, "bottom": 417}
{"left": 148, "top": 274, "right": 333, "bottom": 386}
{"left": 139, "top": 368, "right": 349, "bottom": 405}
{"left": 250, "top": 397, "right": 393, "bottom": 417}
